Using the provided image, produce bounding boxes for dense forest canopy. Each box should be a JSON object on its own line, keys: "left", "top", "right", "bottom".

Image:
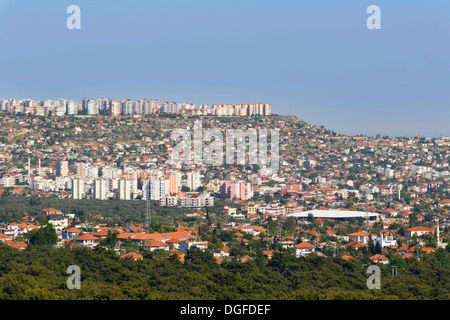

{"left": 0, "top": 243, "right": 448, "bottom": 300}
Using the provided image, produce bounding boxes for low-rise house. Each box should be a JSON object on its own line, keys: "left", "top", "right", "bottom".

{"left": 48, "top": 217, "right": 69, "bottom": 233}
{"left": 0, "top": 233, "right": 12, "bottom": 242}
{"left": 117, "top": 232, "right": 137, "bottom": 241}
{"left": 74, "top": 233, "right": 100, "bottom": 248}
{"left": 420, "top": 247, "right": 436, "bottom": 254}
{"left": 160, "top": 232, "right": 197, "bottom": 242}
{"left": 17, "top": 222, "right": 39, "bottom": 236}
{"left": 143, "top": 240, "right": 170, "bottom": 252}
{"left": 279, "top": 240, "right": 295, "bottom": 250}
{"left": 262, "top": 250, "right": 275, "bottom": 259}
{"left": 169, "top": 249, "right": 185, "bottom": 262}
{"left": 41, "top": 208, "right": 63, "bottom": 216}
{"left": 348, "top": 231, "right": 376, "bottom": 245}
{"left": 224, "top": 206, "right": 238, "bottom": 215}
{"left": 244, "top": 203, "right": 259, "bottom": 215}
{"left": 131, "top": 232, "right": 168, "bottom": 245}
{"left": 259, "top": 203, "right": 286, "bottom": 216}
{"left": 165, "top": 238, "right": 181, "bottom": 250}
{"left": 62, "top": 227, "right": 82, "bottom": 240}
{"left": 213, "top": 247, "right": 230, "bottom": 259}
{"left": 5, "top": 239, "right": 27, "bottom": 251}
{"left": 383, "top": 208, "right": 398, "bottom": 217}
{"left": 229, "top": 213, "right": 246, "bottom": 219}
{"left": 294, "top": 241, "right": 316, "bottom": 257}
{"left": 93, "top": 230, "right": 108, "bottom": 239}
{"left": 345, "top": 241, "right": 367, "bottom": 250}
{"left": 370, "top": 254, "right": 389, "bottom": 264}
{"left": 0, "top": 224, "right": 19, "bottom": 239}
{"left": 120, "top": 252, "right": 143, "bottom": 260}
{"left": 405, "top": 226, "right": 434, "bottom": 239}
{"left": 179, "top": 240, "right": 208, "bottom": 253}
{"left": 239, "top": 255, "right": 253, "bottom": 262}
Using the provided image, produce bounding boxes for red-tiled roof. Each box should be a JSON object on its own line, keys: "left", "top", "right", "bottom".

{"left": 120, "top": 252, "right": 143, "bottom": 259}
{"left": 294, "top": 241, "right": 315, "bottom": 249}
{"left": 143, "top": 240, "right": 169, "bottom": 247}
{"left": 75, "top": 234, "right": 99, "bottom": 241}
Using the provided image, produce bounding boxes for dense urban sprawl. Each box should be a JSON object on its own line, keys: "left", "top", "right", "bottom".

{"left": 0, "top": 101, "right": 449, "bottom": 299}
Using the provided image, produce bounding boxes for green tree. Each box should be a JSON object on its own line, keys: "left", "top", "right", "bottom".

{"left": 374, "top": 240, "right": 382, "bottom": 255}
{"left": 100, "top": 231, "right": 119, "bottom": 249}
{"left": 28, "top": 223, "right": 57, "bottom": 247}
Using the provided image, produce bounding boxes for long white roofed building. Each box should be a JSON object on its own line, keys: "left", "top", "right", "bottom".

{"left": 287, "top": 209, "right": 379, "bottom": 220}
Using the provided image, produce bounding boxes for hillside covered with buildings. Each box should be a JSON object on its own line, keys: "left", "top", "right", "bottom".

{"left": 0, "top": 111, "right": 449, "bottom": 300}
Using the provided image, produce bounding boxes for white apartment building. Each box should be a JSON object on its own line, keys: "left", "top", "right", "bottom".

{"left": 66, "top": 100, "right": 78, "bottom": 115}
{"left": 0, "top": 176, "right": 15, "bottom": 187}
{"left": 118, "top": 179, "right": 132, "bottom": 200}
{"left": 186, "top": 171, "right": 201, "bottom": 191}
{"left": 159, "top": 195, "right": 178, "bottom": 207}
{"left": 143, "top": 178, "right": 170, "bottom": 201}
{"left": 72, "top": 178, "right": 85, "bottom": 199}
{"left": 93, "top": 179, "right": 108, "bottom": 200}
{"left": 48, "top": 217, "right": 69, "bottom": 233}
{"left": 179, "top": 194, "right": 214, "bottom": 208}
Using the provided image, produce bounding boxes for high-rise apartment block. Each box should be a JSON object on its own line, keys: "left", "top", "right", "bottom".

{"left": 219, "top": 180, "right": 253, "bottom": 201}
{"left": 93, "top": 179, "right": 108, "bottom": 200}
{"left": 72, "top": 178, "right": 85, "bottom": 199}
{"left": 118, "top": 179, "right": 132, "bottom": 200}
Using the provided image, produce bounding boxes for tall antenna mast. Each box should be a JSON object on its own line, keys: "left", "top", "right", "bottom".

{"left": 365, "top": 189, "right": 369, "bottom": 233}
{"left": 28, "top": 157, "right": 31, "bottom": 186}
{"left": 436, "top": 220, "right": 440, "bottom": 248}
{"left": 416, "top": 238, "right": 420, "bottom": 261}
{"left": 146, "top": 181, "right": 151, "bottom": 228}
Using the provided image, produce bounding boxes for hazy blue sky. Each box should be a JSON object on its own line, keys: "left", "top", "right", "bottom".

{"left": 0, "top": 0, "right": 449, "bottom": 137}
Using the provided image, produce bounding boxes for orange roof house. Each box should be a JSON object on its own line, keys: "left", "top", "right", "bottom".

{"left": 160, "top": 232, "right": 197, "bottom": 241}
{"left": 169, "top": 249, "right": 185, "bottom": 262}
{"left": 294, "top": 241, "right": 316, "bottom": 257}
{"left": 93, "top": 230, "right": 108, "bottom": 239}
{"left": 420, "top": 247, "right": 436, "bottom": 254}
{"left": 347, "top": 231, "right": 376, "bottom": 245}
{"left": 370, "top": 254, "right": 389, "bottom": 264}
{"left": 5, "top": 240, "right": 27, "bottom": 251}
{"left": 165, "top": 238, "right": 181, "bottom": 249}
{"left": 74, "top": 233, "right": 100, "bottom": 248}
{"left": 0, "top": 234, "right": 12, "bottom": 242}
{"left": 120, "top": 252, "right": 143, "bottom": 260}
{"left": 345, "top": 241, "right": 367, "bottom": 249}
{"left": 131, "top": 232, "right": 167, "bottom": 243}
{"left": 117, "top": 232, "right": 137, "bottom": 240}
{"left": 405, "top": 226, "right": 434, "bottom": 239}
{"left": 41, "top": 208, "right": 62, "bottom": 215}
{"left": 61, "top": 227, "right": 82, "bottom": 239}
{"left": 143, "top": 240, "right": 170, "bottom": 252}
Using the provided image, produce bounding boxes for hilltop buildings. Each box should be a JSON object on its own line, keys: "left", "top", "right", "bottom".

{"left": 1, "top": 98, "right": 271, "bottom": 117}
